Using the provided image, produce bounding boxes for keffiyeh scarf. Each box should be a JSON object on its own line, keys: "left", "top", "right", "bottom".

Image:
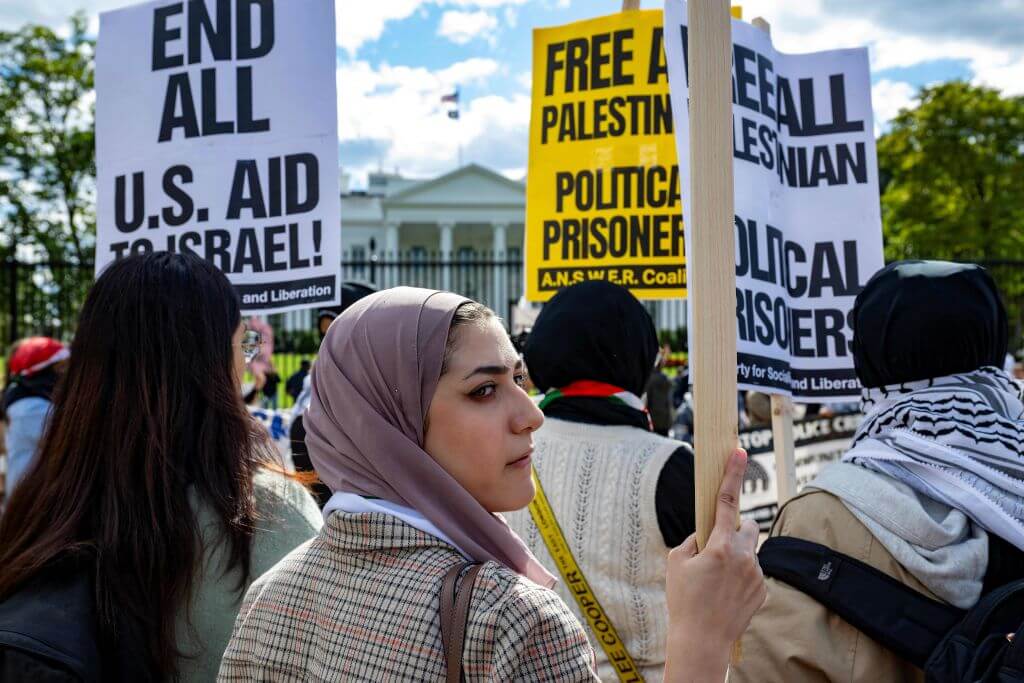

{"left": 844, "top": 366, "right": 1024, "bottom": 551}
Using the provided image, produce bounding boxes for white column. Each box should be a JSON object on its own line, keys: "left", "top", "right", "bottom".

{"left": 492, "top": 222, "right": 508, "bottom": 320}
{"left": 384, "top": 222, "right": 399, "bottom": 287}
{"left": 439, "top": 222, "right": 454, "bottom": 291}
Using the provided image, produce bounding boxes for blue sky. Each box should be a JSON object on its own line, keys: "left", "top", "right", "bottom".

{"left": 3, "top": 0, "right": 1022, "bottom": 187}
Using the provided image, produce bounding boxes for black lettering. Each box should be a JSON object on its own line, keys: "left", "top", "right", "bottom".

{"left": 158, "top": 73, "right": 200, "bottom": 142}
{"left": 236, "top": 66, "right": 270, "bottom": 133}
{"left": 565, "top": 38, "right": 589, "bottom": 92}
{"left": 233, "top": 227, "right": 262, "bottom": 272}
{"left": 612, "top": 29, "right": 634, "bottom": 87}
{"left": 236, "top": 0, "right": 274, "bottom": 59}
{"left": 753, "top": 292, "right": 773, "bottom": 345}
{"left": 187, "top": 0, "right": 231, "bottom": 64}
{"left": 161, "top": 165, "right": 194, "bottom": 226}
{"left": 836, "top": 142, "right": 867, "bottom": 184}
{"left": 543, "top": 221, "right": 560, "bottom": 260}
{"left": 591, "top": 32, "right": 611, "bottom": 89}
{"left": 201, "top": 68, "right": 234, "bottom": 135}
{"left": 205, "top": 229, "right": 231, "bottom": 271}
{"left": 115, "top": 172, "right": 146, "bottom": 233}
{"left": 285, "top": 153, "right": 319, "bottom": 214}
{"left": 647, "top": 28, "right": 666, "bottom": 84}
{"left": 545, "top": 42, "right": 565, "bottom": 96}
{"left": 757, "top": 53, "right": 775, "bottom": 121}
{"left": 815, "top": 309, "right": 846, "bottom": 357}
{"left": 733, "top": 45, "right": 759, "bottom": 112}
{"left": 152, "top": 3, "right": 184, "bottom": 71}
{"left": 263, "top": 224, "right": 288, "bottom": 271}
{"left": 226, "top": 160, "right": 267, "bottom": 219}
{"left": 791, "top": 309, "right": 814, "bottom": 357}
{"left": 809, "top": 243, "right": 846, "bottom": 297}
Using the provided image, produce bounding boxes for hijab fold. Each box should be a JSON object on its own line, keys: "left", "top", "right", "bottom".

{"left": 305, "top": 287, "right": 556, "bottom": 588}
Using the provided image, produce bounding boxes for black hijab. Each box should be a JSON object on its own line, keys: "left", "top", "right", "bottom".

{"left": 852, "top": 260, "right": 1008, "bottom": 388}
{"left": 525, "top": 281, "right": 659, "bottom": 428}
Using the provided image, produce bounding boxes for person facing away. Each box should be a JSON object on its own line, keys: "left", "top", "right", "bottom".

{"left": 1, "top": 337, "right": 68, "bottom": 495}
{"left": 218, "top": 287, "right": 766, "bottom": 683}
{"left": 0, "top": 253, "right": 321, "bottom": 681}
{"left": 503, "top": 280, "right": 696, "bottom": 681}
{"left": 732, "top": 260, "right": 1024, "bottom": 683}
{"left": 285, "top": 360, "right": 311, "bottom": 401}
{"left": 645, "top": 344, "right": 675, "bottom": 436}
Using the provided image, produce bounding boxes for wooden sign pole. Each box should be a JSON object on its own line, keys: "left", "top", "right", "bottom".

{"left": 749, "top": 15, "right": 799, "bottom": 506}
{"left": 770, "top": 394, "right": 797, "bottom": 502}
{"left": 621, "top": 0, "right": 640, "bottom": 9}
{"left": 688, "top": 0, "right": 738, "bottom": 551}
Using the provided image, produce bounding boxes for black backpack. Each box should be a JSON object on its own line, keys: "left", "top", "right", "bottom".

{"left": 759, "top": 536, "right": 1024, "bottom": 682}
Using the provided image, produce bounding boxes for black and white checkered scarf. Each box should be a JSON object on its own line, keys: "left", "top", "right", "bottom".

{"left": 843, "top": 366, "right": 1024, "bottom": 551}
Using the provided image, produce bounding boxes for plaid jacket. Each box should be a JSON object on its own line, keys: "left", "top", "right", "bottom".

{"left": 217, "top": 512, "right": 599, "bottom": 682}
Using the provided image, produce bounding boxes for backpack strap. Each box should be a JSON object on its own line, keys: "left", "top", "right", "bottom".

{"left": 759, "top": 536, "right": 966, "bottom": 668}
{"left": 440, "top": 562, "right": 483, "bottom": 683}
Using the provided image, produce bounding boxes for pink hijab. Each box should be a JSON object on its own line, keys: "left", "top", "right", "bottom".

{"left": 304, "top": 286, "right": 556, "bottom": 588}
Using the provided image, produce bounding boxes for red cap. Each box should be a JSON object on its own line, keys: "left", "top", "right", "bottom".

{"left": 8, "top": 337, "right": 69, "bottom": 377}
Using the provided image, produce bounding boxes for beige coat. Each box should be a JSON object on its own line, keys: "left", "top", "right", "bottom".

{"left": 218, "top": 511, "right": 599, "bottom": 682}
{"left": 731, "top": 490, "right": 942, "bottom": 683}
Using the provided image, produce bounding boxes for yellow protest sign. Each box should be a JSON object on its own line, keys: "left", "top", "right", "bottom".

{"left": 525, "top": 10, "right": 686, "bottom": 302}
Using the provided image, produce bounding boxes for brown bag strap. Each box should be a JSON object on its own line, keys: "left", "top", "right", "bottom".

{"left": 440, "top": 562, "right": 483, "bottom": 683}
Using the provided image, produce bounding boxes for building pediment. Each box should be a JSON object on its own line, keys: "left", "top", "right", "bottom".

{"left": 383, "top": 164, "right": 524, "bottom": 209}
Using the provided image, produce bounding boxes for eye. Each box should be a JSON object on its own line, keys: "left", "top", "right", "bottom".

{"left": 470, "top": 384, "right": 497, "bottom": 399}
{"left": 514, "top": 373, "right": 526, "bottom": 387}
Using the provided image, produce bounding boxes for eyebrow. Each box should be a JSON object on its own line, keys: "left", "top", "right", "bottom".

{"left": 462, "top": 359, "right": 523, "bottom": 380}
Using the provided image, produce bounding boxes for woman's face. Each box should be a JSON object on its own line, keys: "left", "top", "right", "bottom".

{"left": 231, "top": 322, "right": 246, "bottom": 388}
{"left": 424, "top": 317, "right": 544, "bottom": 513}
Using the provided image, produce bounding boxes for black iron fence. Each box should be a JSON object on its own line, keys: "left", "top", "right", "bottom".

{"left": 4, "top": 255, "right": 1024, "bottom": 367}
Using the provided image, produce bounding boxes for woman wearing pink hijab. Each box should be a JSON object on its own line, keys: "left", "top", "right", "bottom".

{"left": 219, "top": 287, "right": 764, "bottom": 682}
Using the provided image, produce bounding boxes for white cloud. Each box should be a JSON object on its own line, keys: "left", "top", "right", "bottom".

{"left": 871, "top": 79, "right": 916, "bottom": 134}
{"left": 734, "top": 0, "right": 1024, "bottom": 97}
{"left": 337, "top": 1, "right": 426, "bottom": 56}
{"left": 338, "top": 57, "right": 528, "bottom": 182}
{"left": 438, "top": 10, "right": 498, "bottom": 45}
{"left": 339, "top": 1, "right": 524, "bottom": 55}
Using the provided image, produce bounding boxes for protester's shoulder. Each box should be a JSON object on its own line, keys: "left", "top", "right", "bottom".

{"left": 771, "top": 489, "right": 877, "bottom": 562}
{"left": 250, "top": 468, "right": 323, "bottom": 554}
{"left": 5, "top": 396, "right": 50, "bottom": 418}
{"left": 240, "top": 533, "right": 323, "bottom": 607}
{"left": 470, "top": 563, "right": 595, "bottom": 679}
{"left": 468, "top": 565, "right": 585, "bottom": 638}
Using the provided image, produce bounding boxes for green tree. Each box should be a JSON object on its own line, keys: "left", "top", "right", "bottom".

{"left": 878, "top": 82, "right": 1024, "bottom": 345}
{"left": 0, "top": 14, "right": 95, "bottom": 265}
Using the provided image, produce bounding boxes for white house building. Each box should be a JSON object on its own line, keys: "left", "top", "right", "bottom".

{"left": 273, "top": 163, "right": 686, "bottom": 334}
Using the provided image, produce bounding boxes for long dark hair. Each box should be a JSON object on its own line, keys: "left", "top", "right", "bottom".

{"left": 0, "top": 253, "right": 273, "bottom": 678}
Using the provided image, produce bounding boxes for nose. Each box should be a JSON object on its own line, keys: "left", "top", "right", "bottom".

{"left": 511, "top": 384, "right": 544, "bottom": 434}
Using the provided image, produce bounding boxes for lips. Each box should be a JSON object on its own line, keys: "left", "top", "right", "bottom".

{"left": 508, "top": 449, "right": 533, "bottom": 468}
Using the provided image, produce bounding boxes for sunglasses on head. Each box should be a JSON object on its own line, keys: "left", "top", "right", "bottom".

{"left": 240, "top": 329, "right": 263, "bottom": 363}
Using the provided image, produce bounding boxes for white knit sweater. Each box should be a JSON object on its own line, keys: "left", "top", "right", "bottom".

{"left": 504, "top": 417, "right": 679, "bottom": 682}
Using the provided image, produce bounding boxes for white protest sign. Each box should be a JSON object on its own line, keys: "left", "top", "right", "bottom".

{"left": 740, "top": 412, "right": 863, "bottom": 530}
{"left": 96, "top": 0, "right": 340, "bottom": 314}
{"left": 663, "top": 2, "right": 884, "bottom": 401}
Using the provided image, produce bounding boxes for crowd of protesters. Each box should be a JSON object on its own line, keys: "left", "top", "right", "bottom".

{"left": 0, "top": 252, "right": 1021, "bottom": 681}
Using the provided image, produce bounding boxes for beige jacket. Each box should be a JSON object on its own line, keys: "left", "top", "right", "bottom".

{"left": 731, "top": 490, "right": 942, "bottom": 683}
{"left": 218, "top": 511, "right": 599, "bottom": 682}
